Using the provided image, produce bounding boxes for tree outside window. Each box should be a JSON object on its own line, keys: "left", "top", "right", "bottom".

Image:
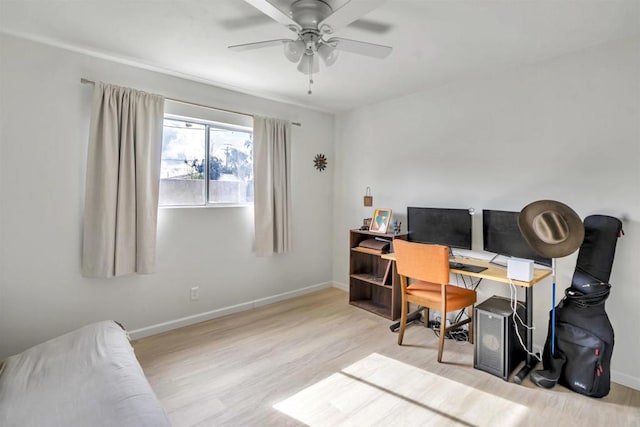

{"left": 159, "top": 118, "right": 253, "bottom": 206}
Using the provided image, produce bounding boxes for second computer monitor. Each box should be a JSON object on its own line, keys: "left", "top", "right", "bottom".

{"left": 482, "top": 209, "right": 552, "bottom": 267}
{"left": 407, "top": 207, "right": 472, "bottom": 250}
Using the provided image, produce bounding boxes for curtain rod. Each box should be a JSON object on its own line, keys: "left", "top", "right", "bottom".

{"left": 80, "top": 78, "right": 301, "bottom": 127}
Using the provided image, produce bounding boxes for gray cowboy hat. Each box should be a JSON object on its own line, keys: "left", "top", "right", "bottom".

{"left": 518, "top": 200, "right": 584, "bottom": 259}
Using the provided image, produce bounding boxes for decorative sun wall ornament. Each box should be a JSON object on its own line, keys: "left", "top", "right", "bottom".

{"left": 313, "top": 153, "right": 327, "bottom": 171}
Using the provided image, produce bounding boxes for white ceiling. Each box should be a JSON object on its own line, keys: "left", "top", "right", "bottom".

{"left": 1, "top": 0, "right": 639, "bottom": 113}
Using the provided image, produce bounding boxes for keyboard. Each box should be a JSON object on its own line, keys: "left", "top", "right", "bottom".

{"left": 449, "top": 262, "right": 488, "bottom": 273}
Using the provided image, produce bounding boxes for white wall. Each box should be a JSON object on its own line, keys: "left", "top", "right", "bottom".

{"left": 0, "top": 34, "right": 335, "bottom": 358}
{"left": 333, "top": 36, "right": 640, "bottom": 389}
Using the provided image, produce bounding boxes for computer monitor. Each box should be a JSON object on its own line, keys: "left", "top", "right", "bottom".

{"left": 407, "top": 207, "right": 472, "bottom": 250}
{"left": 482, "top": 209, "right": 552, "bottom": 267}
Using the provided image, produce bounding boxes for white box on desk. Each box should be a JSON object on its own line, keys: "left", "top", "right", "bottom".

{"left": 507, "top": 257, "right": 534, "bottom": 281}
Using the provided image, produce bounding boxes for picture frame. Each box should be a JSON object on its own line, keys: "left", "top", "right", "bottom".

{"left": 369, "top": 208, "right": 392, "bottom": 234}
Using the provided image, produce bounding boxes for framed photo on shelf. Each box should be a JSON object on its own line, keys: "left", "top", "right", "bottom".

{"left": 369, "top": 208, "right": 392, "bottom": 234}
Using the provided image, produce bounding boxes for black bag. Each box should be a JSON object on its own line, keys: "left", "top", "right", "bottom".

{"left": 542, "top": 287, "right": 614, "bottom": 398}
{"left": 540, "top": 214, "right": 622, "bottom": 397}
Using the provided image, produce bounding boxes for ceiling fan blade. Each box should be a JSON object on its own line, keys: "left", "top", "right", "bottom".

{"left": 348, "top": 18, "right": 393, "bottom": 34}
{"left": 219, "top": 14, "right": 273, "bottom": 31}
{"left": 329, "top": 37, "right": 392, "bottom": 59}
{"left": 319, "top": 0, "right": 387, "bottom": 33}
{"left": 243, "top": 0, "right": 302, "bottom": 31}
{"left": 228, "top": 39, "right": 291, "bottom": 51}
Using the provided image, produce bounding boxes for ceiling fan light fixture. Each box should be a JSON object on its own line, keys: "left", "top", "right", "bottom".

{"left": 283, "top": 40, "right": 305, "bottom": 62}
{"left": 297, "top": 53, "right": 319, "bottom": 74}
{"left": 317, "top": 43, "right": 338, "bottom": 66}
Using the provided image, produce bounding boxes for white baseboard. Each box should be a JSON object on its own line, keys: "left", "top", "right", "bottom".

{"left": 611, "top": 370, "right": 640, "bottom": 391}
{"left": 129, "top": 280, "right": 639, "bottom": 392}
{"left": 332, "top": 281, "right": 348, "bottom": 292}
{"left": 128, "top": 281, "right": 334, "bottom": 340}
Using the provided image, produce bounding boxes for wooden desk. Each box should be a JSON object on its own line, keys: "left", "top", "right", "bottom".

{"left": 382, "top": 253, "right": 552, "bottom": 383}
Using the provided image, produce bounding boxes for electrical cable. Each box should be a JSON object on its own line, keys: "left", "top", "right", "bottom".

{"left": 430, "top": 320, "right": 469, "bottom": 342}
{"left": 509, "top": 278, "right": 541, "bottom": 362}
{"left": 565, "top": 284, "right": 610, "bottom": 307}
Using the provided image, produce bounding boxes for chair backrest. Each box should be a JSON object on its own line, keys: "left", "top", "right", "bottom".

{"left": 393, "top": 240, "right": 450, "bottom": 284}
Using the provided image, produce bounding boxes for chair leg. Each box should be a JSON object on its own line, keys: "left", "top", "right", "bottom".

{"left": 398, "top": 298, "right": 408, "bottom": 345}
{"left": 468, "top": 305, "right": 474, "bottom": 344}
{"left": 437, "top": 317, "right": 446, "bottom": 363}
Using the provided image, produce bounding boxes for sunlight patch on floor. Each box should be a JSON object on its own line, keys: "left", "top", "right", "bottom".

{"left": 274, "top": 353, "right": 528, "bottom": 426}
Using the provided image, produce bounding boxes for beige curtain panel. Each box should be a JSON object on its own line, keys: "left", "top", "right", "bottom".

{"left": 253, "top": 116, "right": 292, "bottom": 256}
{"left": 82, "top": 82, "right": 165, "bottom": 278}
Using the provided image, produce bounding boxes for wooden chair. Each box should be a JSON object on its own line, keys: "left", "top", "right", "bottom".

{"left": 393, "top": 239, "right": 477, "bottom": 363}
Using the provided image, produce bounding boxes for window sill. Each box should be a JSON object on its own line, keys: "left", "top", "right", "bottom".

{"left": 159, "top": 203, "right": 252, "bottom": 209}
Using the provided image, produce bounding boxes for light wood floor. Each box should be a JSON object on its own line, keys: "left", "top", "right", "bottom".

{"left": 133, "top": 288, "right": 640, "bottom": 426}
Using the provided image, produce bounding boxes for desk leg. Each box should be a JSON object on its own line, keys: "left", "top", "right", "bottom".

{"left": 514, "top": 286, "right": 538, "bottom": 384}
{"left": 389, "top": 308, "right": 422, "bottom": 332}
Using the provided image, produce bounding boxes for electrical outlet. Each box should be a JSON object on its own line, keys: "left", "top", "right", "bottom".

{"left": 190, "top": 286, "right": 200, "bottom": 301}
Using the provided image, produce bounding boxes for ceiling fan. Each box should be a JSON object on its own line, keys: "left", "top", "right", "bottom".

{"left": 228, "top": 0, "right": 392, "bottom": 94}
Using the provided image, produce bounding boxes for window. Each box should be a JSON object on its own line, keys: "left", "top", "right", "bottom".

{"left": 159, "top": 117, "right": 253, "bottom": 206}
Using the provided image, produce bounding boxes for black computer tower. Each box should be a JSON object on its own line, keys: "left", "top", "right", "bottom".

{"left": 474, "top": 295, "right": 526, "bottom": 381}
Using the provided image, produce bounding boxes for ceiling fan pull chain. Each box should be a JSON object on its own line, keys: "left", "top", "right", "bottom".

{"left": 308, "top": 56, "right": 314, "bottom": 95}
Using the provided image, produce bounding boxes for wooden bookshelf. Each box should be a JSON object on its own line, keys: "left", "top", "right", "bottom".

{"left": 348, "top": 229, "right": 407, "bottom": 320}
